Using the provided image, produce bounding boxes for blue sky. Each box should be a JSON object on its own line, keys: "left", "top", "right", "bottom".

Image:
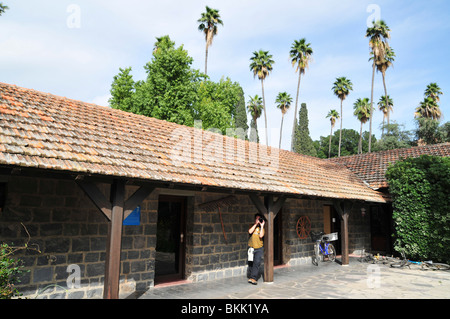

{"left": 1, "top": 0, "right": 449, "bottom": 150}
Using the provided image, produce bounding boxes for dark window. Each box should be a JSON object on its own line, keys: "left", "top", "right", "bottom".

{"left": 0, "top": 183, "right": 6, "bottom": 212}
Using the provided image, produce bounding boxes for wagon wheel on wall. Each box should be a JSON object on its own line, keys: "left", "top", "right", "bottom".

{"left": 296, "top": 216, "right": 311, "bottom": 239}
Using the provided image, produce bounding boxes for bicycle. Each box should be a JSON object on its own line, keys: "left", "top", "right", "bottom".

{"left": 359, "top": 252, "right": 399, "bottom": 265}
{"left": 311, "top": 231, "right": 337, "bottom": 266}
{"left": 389, "top": 252, "right": 450, "bottom": 271}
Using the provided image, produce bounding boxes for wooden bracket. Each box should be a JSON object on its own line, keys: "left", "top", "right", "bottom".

{"left": 77, "top": 181, "right": 154, "bottom": 221}
{"left": 249, "top": 194, "right": 286, "bottom": 218}
{"left": 77, "top": 181, "right": 112, "bottom": 220}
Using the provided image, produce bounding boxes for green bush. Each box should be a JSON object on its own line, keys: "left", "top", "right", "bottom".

{"left": 386, "top": 155, "right": 450, "bottom": 263}
{"left": 0, "top": 244, "right": 25, "bottom": 299}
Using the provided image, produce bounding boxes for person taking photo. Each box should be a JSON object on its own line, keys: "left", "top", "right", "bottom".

{"left": 247, "top": 213, "right": 265, "bottom": 285}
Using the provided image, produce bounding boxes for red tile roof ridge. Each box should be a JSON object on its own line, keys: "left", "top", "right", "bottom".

{"left": 331, "top": 142, "right": 450, "bottom": 159}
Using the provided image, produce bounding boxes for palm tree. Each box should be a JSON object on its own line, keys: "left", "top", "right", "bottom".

{"left": 373, "top": 47, "right": 395, "bottom": 125}
{"left": 378, "top": 95, "right": 394, "bottom": 135}
{"left": 197, "top": 6, "right": 223, "bottom": 76}
{"left": 326, "top": 110, "right": 340, "bottom": 158}
{"left": 275, "top": 92, "right": 293, "bottom": 149}
{"left": 366, "top": 20, "right": 391, "bottom": 153}
{"left": 424, "top": 83, "right": 443, "bottom": 102}
{"left": 0, "top": 3, "right": 8, "bottom": 16}
{"left": 289, "top": 39, "right": 313, "bottom": 151}
{"left": 250, "top": 50, "right": 275, "bottom": 146}
{"left": 332, "top": 77, "right": 353, "bottom": 157}
{"left": 247, "top": 95, "right": 264, "bottom": 143}
{"left": 415, "top": 97, "right": 442, "bottom": 121}
{"left": 353, "top": 98, "right": 371, "bottom": 154}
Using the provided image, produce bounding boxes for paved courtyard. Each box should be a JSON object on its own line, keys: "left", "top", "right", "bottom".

{"left": 125, "top": 257, "right": 450, "bottom": 299}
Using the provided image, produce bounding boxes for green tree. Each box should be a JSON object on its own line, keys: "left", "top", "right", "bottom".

{"left": 250, "top": 50, "right": 275, "bottom": 146}
{"left": 440, "top": 122, "right": 450, "bottom": 142}
{"left": 315, "top": 129, "right": 374, "bottom": 159}
{"left": 415, "top": 118, "right": 450, "bottom": 145}
{"left": 353, "top": 98, "right": 371, "bottom": 154}
{"left": 144, "top": 39, "right": 204, "bottom": 126}
{"left": 109, "top": 67, "right": 135, "bottom": 112}
{"left": 197, "top": 6, "right": 223, "bottom": 76}
{"left": 293, "top": 103, "right": 317, "bottom": 157}
{"left": 290, "top": 39, "right": 313, "bottom": 151}
{"left": 326, "top": 109, "right": 340, "bottom": 158}
{"left": 111, "top": 36, "right": 204, "bottom": 126}
{"left": 153, "top": 35, "right": 175, "bottom": 53}
{"left": 275, "top": 92, "right": 292, "bottom": 149}
{"left": 247, "top": 95, "right": 263, "bottom": 143}
{"left": 373, "top": 122, "right": 413, "bottom": 151}
{"left": 0, "top": 2, "right": 8, "bottom": 16}
{"left": 366, "top": 20, "right": 391, "bottom": 153}
{"left": 332, "top": 77, "right": 353, "bottom": 157}
{"left": 110, "top": 36, "right": 246, "bottom": 134}
{"left": 195, "top": 77, "right": 244, "bottom": 134}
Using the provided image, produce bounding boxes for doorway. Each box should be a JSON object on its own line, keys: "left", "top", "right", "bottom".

{"left": 370, "top": 205, "right": 392, "bottom": 253}
{"left": 273, "top": 210, "right": 283, "bottom": 266}
{"left": 323, "top": 206, "right": 341, "bottom": 255}
{"left": 155, "top": 196, "right": 186, "bottom": 284}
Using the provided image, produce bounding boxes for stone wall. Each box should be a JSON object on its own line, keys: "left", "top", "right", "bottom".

{"left": 187, "top": 193, "right": 255, "bottom": 282}
{"left": 0, "top": 175, "right": 157, "bottom": 299}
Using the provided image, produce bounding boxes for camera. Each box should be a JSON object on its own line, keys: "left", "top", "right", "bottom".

{"left": 259, "top": 217, "right": 264, "bottom": 223}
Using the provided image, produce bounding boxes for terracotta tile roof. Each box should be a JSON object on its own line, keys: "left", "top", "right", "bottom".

{"left": 0, "top": 82, "right": 387, "bottom": 203}
{"left": 330, "top": 143, "right": 450, "bottom": 189}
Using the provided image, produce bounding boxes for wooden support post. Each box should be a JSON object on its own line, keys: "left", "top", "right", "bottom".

{"left": 103, "top": 179, "right": 125, "bottom": 299}
{"left": 341, "top": 211, "right": 349, "bottom": 265}
{"left": 77, "top": 180, "right": 154, "bottom": 299}
{"left": 264, "top": 195, "right": 274, "bottom": 282}
{"left": 249, "top": 194, "right": 286, "bottom": 283}
{"left": 333, "top": 200, "right": 351, "bottom": 266}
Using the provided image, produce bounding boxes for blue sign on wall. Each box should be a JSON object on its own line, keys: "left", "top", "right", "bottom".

{"left": 123, "top": 206, "right": 141, "bottom": 226}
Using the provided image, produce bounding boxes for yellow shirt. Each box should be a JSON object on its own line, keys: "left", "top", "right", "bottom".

{"left": 248, "top": 226, "right": 264, "bottom": 249}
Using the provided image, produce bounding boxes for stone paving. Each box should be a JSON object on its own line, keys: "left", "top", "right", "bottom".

{"left": 125, "top": 257, "right": 450, "bottom": 299}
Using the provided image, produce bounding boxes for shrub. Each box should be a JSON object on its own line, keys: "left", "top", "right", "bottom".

{"left": 0, "top": 244, "right": 25, "bottom": 299}
{"left": 386, "top": 155, "right": 450, "bottom": 263}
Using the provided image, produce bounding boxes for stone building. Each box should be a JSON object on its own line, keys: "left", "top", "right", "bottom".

{"left": 2, "top": 82, "right": 430, "bottom": 299}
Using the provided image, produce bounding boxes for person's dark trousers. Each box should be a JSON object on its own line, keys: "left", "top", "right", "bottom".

{"left": 250, "top": 247, "right": 264, "bottom": 280}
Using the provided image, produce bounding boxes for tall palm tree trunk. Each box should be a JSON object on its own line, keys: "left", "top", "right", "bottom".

{"left": 250, "top": 116, "right": 259, "bottom": 143}
{"left": 382, "top": 73, "right": 389, "bottom": 128}
{"left": 261, "top": 79, "right": 268, "bottom": 146}
{"left": 328, "top": 126, "right": 333, "bottom": 158}
{"left": 368, "top": 62, "right": 376, "bottom": 153}
{"left": 205, "top": 44, "right": 209, "bottom": 76}
{"left": 291, "top": 73, "right": 302, "bottom": 151}
{"left": 359, "top": 123, "right": 363, "bottom": 154}
{"left": 279, "top": 114, "right": 284, "bottom": 149}
{"left": 338, "top": 99, "right": 343, "bottom": 157}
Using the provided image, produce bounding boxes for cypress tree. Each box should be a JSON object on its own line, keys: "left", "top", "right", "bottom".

{"left": 293, "top": 103, "right": 317, "bottom": 156}
{"left": 234, "top": 86, "right": 248, "bottom": 139}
